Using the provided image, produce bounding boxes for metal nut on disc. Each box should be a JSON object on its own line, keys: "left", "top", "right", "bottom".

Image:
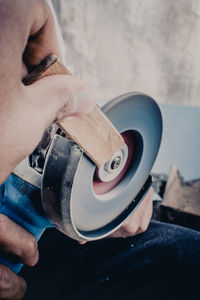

{"left": 97, "top": 144, "right": 129, "bottom": 182}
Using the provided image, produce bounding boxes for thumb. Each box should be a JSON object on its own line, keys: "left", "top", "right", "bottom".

{"left": 24, "top": 74, "right": 95, "bottom": 129}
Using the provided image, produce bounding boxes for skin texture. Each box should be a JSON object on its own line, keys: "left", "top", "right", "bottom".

{"left": 0, "top": 1, "right": 94, "bottom": 298}
{"left": 0, "top": 0, "right": 153, "bottom": 298}
{"left": 109, "top": 188, "right": 153, "bottom": 238}
{"left": 0, "top": 0, "right": 94, "bottom": 186}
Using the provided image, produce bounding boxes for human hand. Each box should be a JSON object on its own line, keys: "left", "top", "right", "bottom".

{"left": 0, "top": 0, "right": 94, "bottom": 184}
{"left": 109, "top": 187, "right": 153, "bottom": 238}
{"left": 0, "top": 214, "right": 39, "bottom": 299}
{"left": 78, "top": 188, "right": 153, "bottom": 245}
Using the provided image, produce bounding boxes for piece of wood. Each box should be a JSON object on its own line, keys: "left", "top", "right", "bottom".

{"left": 23, "top": 55, "right": 124, "bottom": 167}
{"left": 59, "top": 106, "right": 124, "bottom": 167}
{"left": 158, "top": 165, "right": 200, "bottom": 231}
{"left": 162, "top": 165, "right": 200, "bottom": 216}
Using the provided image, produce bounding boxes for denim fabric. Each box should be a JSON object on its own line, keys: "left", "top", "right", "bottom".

{"left": 21, "top": 221, "right": 200, "bottom": 300}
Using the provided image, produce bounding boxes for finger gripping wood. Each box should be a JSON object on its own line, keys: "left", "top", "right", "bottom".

{"left": 23, "top": 54, "right": 124, "bottom": 167}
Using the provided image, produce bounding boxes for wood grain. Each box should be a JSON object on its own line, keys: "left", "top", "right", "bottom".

{"left": 162, "top": 165, "right": 200, "bottom": 216}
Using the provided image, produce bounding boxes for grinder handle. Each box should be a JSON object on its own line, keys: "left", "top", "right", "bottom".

{"left": 23, "top": 54, "right": 124, "bottom": 168}
{"left": 0, "top": 175, "right": 51, "bottom": 273}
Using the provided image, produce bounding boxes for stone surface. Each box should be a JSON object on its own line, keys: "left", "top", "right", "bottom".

{"left": 52, "top": 0, "right": 200, "bottom": 107}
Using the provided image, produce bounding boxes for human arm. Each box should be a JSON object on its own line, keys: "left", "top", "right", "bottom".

{"left": 0, "top": 1, "right": 94, "bottom": 298}
{"left": 0, "top": 0, "right": 94, "bottom": 185}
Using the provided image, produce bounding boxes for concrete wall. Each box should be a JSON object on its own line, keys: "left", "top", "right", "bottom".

{"left": 52, "top": 0, "right": 200, "bottom": 107}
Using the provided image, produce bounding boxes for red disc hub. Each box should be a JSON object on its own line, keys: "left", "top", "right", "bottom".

{"left": 93, "top": 131, "right": 134, "bottom": 195}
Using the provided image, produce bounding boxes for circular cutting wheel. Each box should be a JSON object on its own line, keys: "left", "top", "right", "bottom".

{"left": 42, "top": 92, "right": 162, "bottom": 241}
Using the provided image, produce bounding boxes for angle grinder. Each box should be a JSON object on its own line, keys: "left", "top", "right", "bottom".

{"left": 0, "top": 55, "right": 162, "bottom": 273}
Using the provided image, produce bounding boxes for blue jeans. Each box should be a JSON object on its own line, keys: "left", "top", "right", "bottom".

{"left": 21, "top": 220, "right": 200, "bottom": 300}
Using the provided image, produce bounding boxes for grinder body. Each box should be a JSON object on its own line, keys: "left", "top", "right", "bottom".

{"left": 0, "top": 91, "right": 162, "bottom": 273}
{"left": 0, "top": 57, "right": 162, "bottom": 273}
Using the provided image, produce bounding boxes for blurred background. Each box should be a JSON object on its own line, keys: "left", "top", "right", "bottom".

{"left": 52, "top": 0, "right": 200, "bottom": 107}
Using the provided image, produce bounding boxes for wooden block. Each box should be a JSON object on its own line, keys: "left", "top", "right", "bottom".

{"left": 23, "top": 55, "right": 124, "bottom": 167}
{"left": 59, "top": 106, "right": 124, "bottom": 167}
{"left": 159, "top": 165, "right": 200, "bottom": 230}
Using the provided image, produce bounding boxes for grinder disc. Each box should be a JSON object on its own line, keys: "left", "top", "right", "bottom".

{"left": 42, "top": 92, "right": 162, "bottom": 241}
